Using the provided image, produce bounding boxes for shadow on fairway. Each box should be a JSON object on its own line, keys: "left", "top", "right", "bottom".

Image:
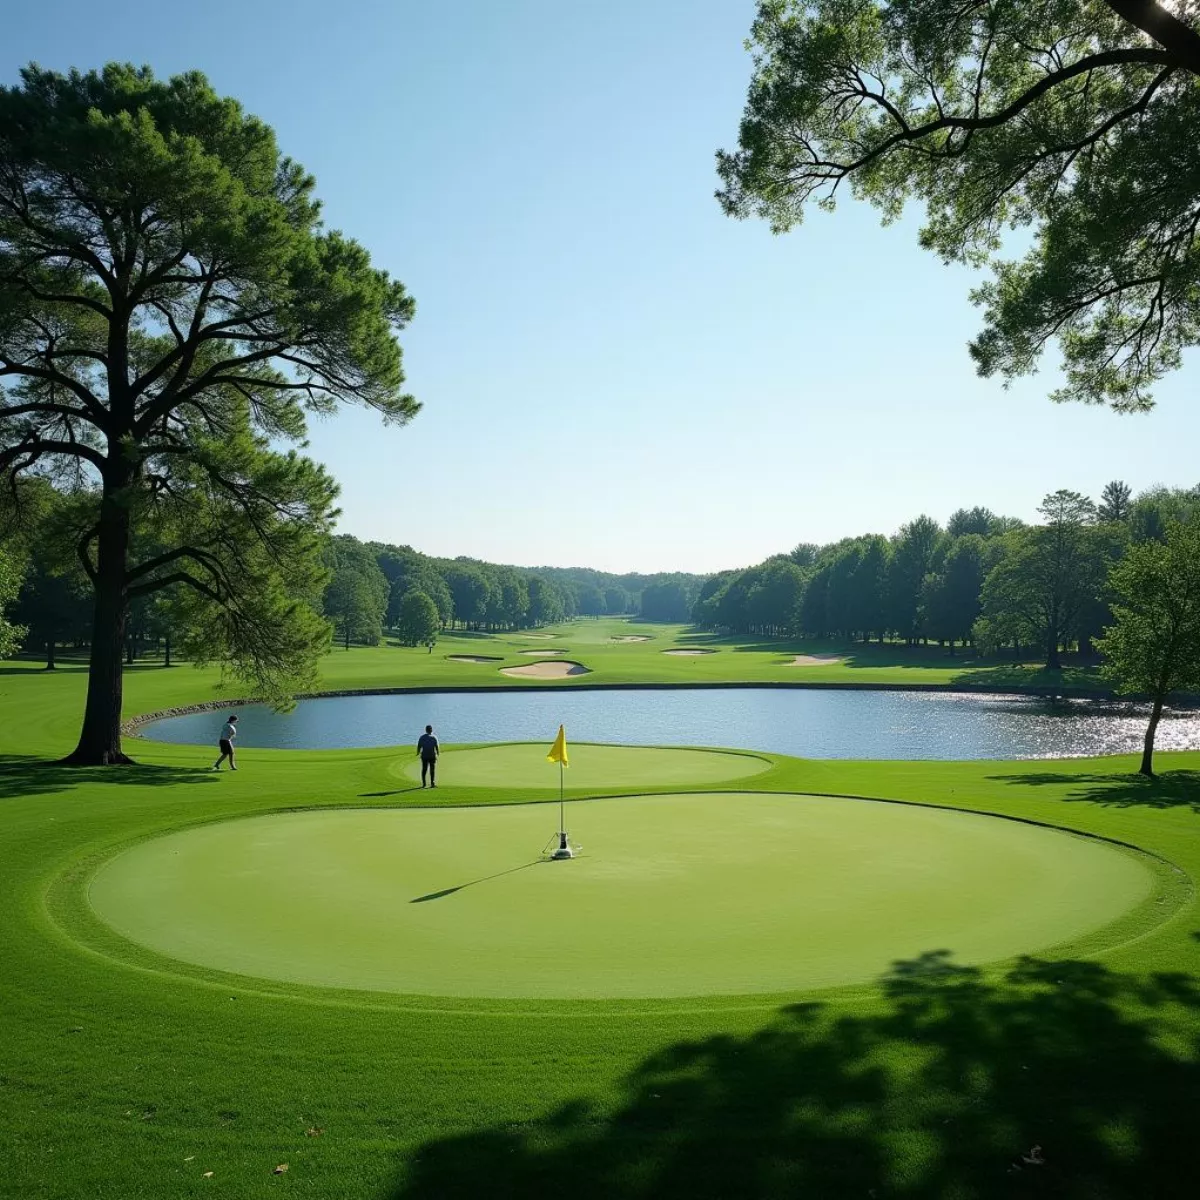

{"left": 410, "top": 860, "right": 543, "bottom": 903}
{"left": 359, "top": 786, "right": 425, "bottom": 798}
{"left": 0, "top": 755, "right": 219, "bottom": 801}
{"left": 385, "top": 952, "right": 1200, "bottom": 1199}
{"left": 988, "top": 769, "right": 1200, "bottom": 812}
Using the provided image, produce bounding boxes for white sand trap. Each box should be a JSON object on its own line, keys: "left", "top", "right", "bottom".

{"left": 788, "top": 654, "right": 845, "bottom": 666}
{"left": 663, "top": 648, "right": 716, "bottom": 656}
{"left": 611, "top": 635, "right": 651, "bottom": 643}
{"left": 519, "top": 648, "right": 566, "bottom": 657}
{"left": 519, "top": 633, "right": 555, "bottom": 640}
{"left": 447, "top": 654, "right": 502, "bottom": 664}
{"left": 500, "top": 660, "right": 591, "bottom": 679}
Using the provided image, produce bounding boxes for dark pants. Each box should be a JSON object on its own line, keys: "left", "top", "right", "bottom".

{"left": 421, "top": 757, "right": 437, "bottom": 785}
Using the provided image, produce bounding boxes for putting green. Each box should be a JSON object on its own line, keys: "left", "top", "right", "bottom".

{"left": 393, "top": 742, "right": 771, "bottom": 789}
{"left": 88, "top": 794, "right": 1155, "bottom": 999}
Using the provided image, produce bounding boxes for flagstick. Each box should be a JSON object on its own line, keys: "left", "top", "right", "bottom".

{"left": 559, "top": 759, "right": 565, "bottom": 839}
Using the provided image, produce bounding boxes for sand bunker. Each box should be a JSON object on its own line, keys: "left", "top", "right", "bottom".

{"left": 663, "top": 648, "right": 716, "bottom": 656}
{"left": 788, "top": 654, "right": 845, "bottom": 666}
{"left": 500, "top": 660, "right": 590, "bottom": 679}
{"left": 447, "top": 655, "right": 502, "bottom": 664}
{"left": 519, "top": 633, "right": 555, "bottom": 640}
{"left": 518, "top": 648, "right": 566, "bottom": 657}
{"left": 611, "top": 635, "right": 651, "bottom": 643}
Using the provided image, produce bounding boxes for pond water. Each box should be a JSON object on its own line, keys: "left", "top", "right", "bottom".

{"left": 137, "top": 687, "right": 1200, "bottom": 760}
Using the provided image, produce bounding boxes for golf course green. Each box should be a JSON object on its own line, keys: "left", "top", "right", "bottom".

{"left": 3, "top": 627, "right": 1199, "bottom": 1197}
{"left": 89, "top": 793, "right": 1153, "bottom": 998}
{"left": 394, "top": 742, "right": 770, "bottom": 789}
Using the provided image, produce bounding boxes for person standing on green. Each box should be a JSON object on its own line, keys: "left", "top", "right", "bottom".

{"left": 212, "top": 714, "right": 238, "bottom": 771}
{"left": 416, "top": 724, "right": 439, "bottom": 788}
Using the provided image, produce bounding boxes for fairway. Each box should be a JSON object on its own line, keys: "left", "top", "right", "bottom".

{"left": 395, "top": 742, "right": 771, "bottom": 788}
{"left": 88, "top": 793, "right": 1153, "bottom": 999}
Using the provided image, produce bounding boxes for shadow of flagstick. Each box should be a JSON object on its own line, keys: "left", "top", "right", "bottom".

{"left": 409, "top": 859, "right": 545, "bottom": 903}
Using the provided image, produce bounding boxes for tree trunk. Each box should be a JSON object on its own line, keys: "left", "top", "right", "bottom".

{"left": 1140, "top": 695, "right": 1164, "bottom": 777}
{"left": 1046, "top": 631, "right": 1061, "bottom": 670}
{"left": 45, "top": 638, "right": 56, "bottom": 670}
{"left": 64, "top": 485, "right": 134, "bottom": 765}
{"left": 163, "top": 631, "right": 171, "bottom": 668}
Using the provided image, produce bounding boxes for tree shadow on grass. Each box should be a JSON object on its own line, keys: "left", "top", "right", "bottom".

{"left": 986, "top": 769, "right": 1200, "bottom": 812}
{"left": 0, "top": 755, "right": 220, "bottom": 801}
{"left": 385, "top": 952, "right": 1200, "bottom": 1200}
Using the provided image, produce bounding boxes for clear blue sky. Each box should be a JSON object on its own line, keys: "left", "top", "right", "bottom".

{"left": 6, "top": 1, "right": 1197, "bottom": 573}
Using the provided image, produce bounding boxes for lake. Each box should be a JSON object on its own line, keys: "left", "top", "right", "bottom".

{"left": 137, "top": 686, "right": 1200, "bottom": 760}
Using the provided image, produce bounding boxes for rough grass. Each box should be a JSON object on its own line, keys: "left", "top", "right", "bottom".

{"left": 1, "top": 625, "right": 1197, "bottom": 1198}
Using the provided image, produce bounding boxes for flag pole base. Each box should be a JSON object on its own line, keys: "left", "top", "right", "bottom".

{"left": 545, "top": 830, "right": 576, "bottom": 860}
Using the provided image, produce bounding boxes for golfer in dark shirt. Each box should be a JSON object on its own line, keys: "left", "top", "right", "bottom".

{"left": 417, "top": 724, "right": 439, "bottom": 787}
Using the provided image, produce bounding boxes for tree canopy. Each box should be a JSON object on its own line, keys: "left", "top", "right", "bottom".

{"left": 395, "top": 588, "right": 440, "bottom": 648}
{"left": 0, "top": 547, "right": 24, "bottom": 658}
{"left": 718, "top": 1, "right": 1200, "bottom": 410}
{"left": 1098, "top": 517, "right": 1200, "bottom": 774}
{"left": 0, "top": 64, "right": 416, "bottom": 761}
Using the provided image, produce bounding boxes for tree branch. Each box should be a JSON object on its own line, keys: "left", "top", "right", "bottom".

{"left": 0, "top": 360, "right": 109, "bottom": 425}
{"left": 127, "top": 570, "right": 224, "bottom": 602}
{"left": 76, "top": 526, "right": 100, "bottom": 585}
{"left": 793, "top": 48, "right": 1175, "bottom": 184}
{"left": 0, "top": 432, "right": 106, "bottom": 474}
{"left": 1105, "top": 0, "right": 1200, "bottom": 75}
{"left": 126, "top": 544, "right": 231, "bottom": 585}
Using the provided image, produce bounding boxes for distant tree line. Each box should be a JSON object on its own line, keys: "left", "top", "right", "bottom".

{"left": 320, "top": 539, "right": 705, "bottom": 649}
{"left": 0, "top": 486, "right": 707, "bottom": 664}
{"left": 693, "top": 482, "right": 1198, "bottom": 671}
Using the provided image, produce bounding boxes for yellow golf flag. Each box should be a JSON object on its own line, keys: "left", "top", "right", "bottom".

{"left": 546, "top": 724, "right": 569, "bottom": 766}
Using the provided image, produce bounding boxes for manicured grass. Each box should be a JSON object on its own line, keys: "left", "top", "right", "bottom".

{"left": 395, "top": 742, "right": 770, "bottom": 789}
{"left": 1, "top": 635, "right": 1198, "bottom": 1197}
{"left": 88, "top": 793, "right": 1156, "bottom": 999}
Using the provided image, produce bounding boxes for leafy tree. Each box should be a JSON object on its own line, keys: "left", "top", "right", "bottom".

{"left": 395, "top": 588, "right": 440, "bottom": 648}
{"left": 495, "top": 569, "right": 530, "bottom": 629}
{"left": 716, "top": 570, "right": 754, "bottom": 632}
{"left": 1130, "top": 484, "right": 1200, "bottom": 542}
{"left": 603, "top": 585, "right": 629, "bottom": 615}
{"left": 887, "top": 516, "right": 944, "bottom": 643}
{"left": 788, "top": 542, "right": 821, "bottom": 568}
{"left": 323, "top": 538, "right": 388, "bottom": 649}
{"left": 719, "top": 1, "right": 1200, "bottom": 410}
{"left": 443, "top": 563, "right": 493, "bottom": 629}
{"left": 1098, "top": 479, "right": 1134, "bottom": 524}
{"left": 576, "top": 582, "right": 606, "bottom": 618}
{"left": 692, "top": 572, "right": 736, "bottom": 627}
{"left": 527, "top": 575, "right": 565, "bottom": 626}
{"left": 924, "top": 534, "right": 986, "bottom": 653}
{"left": 640, "top": 580, "right": 694, "bottom": 623}
{"left": 747, "top": 558, "right": 806, "bottom": 636}
{"left": 947, "top": 507, "right": 997, "bottom": 538}
{"left": 979, "top": 491, "right": 1101, "bottom": 668}
{"left": 1098, "top": 519, "right": 1200, "bottom": 776}
{"left": 797, "top": 561, "right": 830, "bottom": 636}
{"left": 0, "top": 65, "right": 416, "bottom": 762}
{"left": 13, "top": 555, "right": 91, "bottom": 668}
{"left": 376, "top": 548, "right": 453, "bottom": 628}
{"left": 846, "top": 535, "right": 890, "bottom": 641}
{"left": 0, "top": 547, "right": 26, "bottom": 658}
